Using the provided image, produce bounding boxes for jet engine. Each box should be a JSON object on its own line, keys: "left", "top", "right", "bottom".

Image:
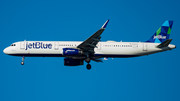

{"left": 63, "top": 48, "right": 83, "bottom": 56}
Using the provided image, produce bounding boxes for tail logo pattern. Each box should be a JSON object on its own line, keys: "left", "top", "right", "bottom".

{"left": 146, "top": 20, "right": 173, "bottom": 43}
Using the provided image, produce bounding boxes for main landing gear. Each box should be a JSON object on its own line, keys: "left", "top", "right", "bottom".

{"left": 86, "top": 64, "right": 91, "bottom": 70}
{"left": 85, "top": 58, "right": 91, "bottom": 70}
{"left": 21, "top": 56, "right": 25, "bottom": 65}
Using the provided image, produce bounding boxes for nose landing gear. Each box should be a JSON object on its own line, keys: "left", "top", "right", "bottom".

{"left": 21, "top": 56, "right": 25, "bottom": 65}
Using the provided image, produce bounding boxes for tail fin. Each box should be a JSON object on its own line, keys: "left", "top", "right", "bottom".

{"left": 146, "top": 20, "right": 173, "bottom": 43}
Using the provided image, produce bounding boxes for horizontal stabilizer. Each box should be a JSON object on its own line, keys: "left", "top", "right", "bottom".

{"left": 157, "top": 39, "right": 172, "bottom": 48}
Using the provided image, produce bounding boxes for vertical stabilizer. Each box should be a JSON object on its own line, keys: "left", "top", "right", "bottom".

{"left": 146, "top": 20, "right": 173, "bottom": 43}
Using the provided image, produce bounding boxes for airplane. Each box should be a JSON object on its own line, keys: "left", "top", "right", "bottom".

{"left": 3, "top": 20, "right": 176, "bottom": 70}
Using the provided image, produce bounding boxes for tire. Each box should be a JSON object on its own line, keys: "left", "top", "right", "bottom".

{"left": 86, "top": 64, "right": 91, "bottom": 70}
{"left": 21, "top": 61, "right": 24, "bottom": 65}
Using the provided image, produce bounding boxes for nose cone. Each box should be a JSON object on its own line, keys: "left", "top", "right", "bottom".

{"left": 3, "top": 47, "right": 11, "bottom": 54}
{"left": 3, "top": 48, "right": 8, "bottom": 54}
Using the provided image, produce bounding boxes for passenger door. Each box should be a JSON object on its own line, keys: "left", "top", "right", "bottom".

{"left": 20, "top": 41, "right": 25, "bottom": 49}
{"left": 143, "top": 43, "right": 147, "bottom": 51}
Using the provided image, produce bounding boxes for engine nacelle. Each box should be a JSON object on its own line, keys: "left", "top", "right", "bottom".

{"left": 63, "top": 48, "right": 83, "bottom": 56}
{"left": 64, "top": 58, "right": 84, "bottom": 66}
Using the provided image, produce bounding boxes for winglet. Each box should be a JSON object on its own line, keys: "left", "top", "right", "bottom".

{"left": 101, "top": 19, "right": 109, "bottom": 29}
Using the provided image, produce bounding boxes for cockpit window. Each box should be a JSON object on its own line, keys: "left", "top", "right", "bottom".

{"left": 10, "top": 44, "right": 16, "bottom": 46}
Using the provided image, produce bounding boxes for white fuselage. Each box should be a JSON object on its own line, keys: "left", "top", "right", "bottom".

{"left": 3, "top": 41, "right": 176, "bottom": 58}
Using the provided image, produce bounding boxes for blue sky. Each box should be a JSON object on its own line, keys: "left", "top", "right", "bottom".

{"left": 0, "top": 0, "right": 180, "bottom": 101}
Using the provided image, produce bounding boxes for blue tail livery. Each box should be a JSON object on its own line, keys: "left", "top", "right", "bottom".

{"left": 146, "top": 20, "right": 173, "bottom": 43}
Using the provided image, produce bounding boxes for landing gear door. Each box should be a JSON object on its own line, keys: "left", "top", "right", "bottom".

{"left": 20, "top": 41, "right": 25, "bottom": 49}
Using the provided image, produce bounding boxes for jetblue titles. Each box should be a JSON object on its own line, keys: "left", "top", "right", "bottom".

{"left": 154, "top": 35, "right": 166, "bottom": 39}
{"left": 25, "top": 42, "right": 52, "bottom": 50}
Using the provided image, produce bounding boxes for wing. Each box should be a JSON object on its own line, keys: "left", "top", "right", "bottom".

{"left": 77, "top": 20, "right": 109, "bottom": 55}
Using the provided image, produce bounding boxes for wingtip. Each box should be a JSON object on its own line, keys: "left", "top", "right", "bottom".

{"left": 101, "top": 19, "right": 109, "bottom": 29}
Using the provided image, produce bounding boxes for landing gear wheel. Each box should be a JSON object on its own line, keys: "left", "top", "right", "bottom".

{"left": 21, "top": 61, "right": 24, "bottom": 65}
{"left": 21, "top": 56, "right": 25, "bottom": 65}
{"left": 86, "top": 64, "right": 91, "bottom": 70}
